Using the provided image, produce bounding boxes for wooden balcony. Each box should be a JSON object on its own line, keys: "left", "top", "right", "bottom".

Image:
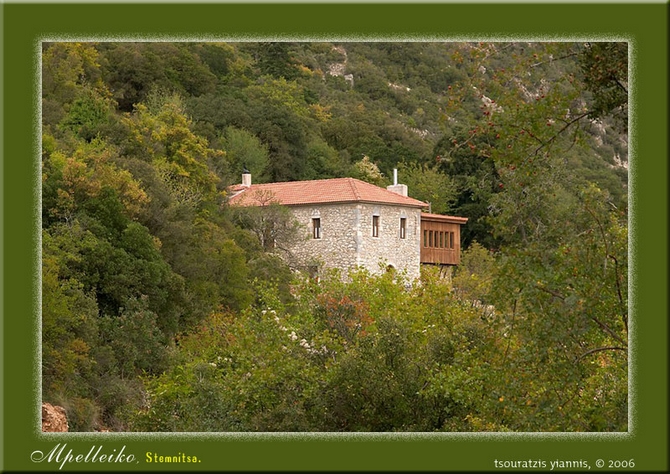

{"left": 420, "top": 213, "right": 468, "bottom": 266}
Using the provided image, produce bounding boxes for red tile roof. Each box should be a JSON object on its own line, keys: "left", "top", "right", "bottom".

{"left": 228, "top": 177, "right": 427, "bottom": 208}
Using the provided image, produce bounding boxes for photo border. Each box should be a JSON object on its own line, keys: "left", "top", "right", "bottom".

{"left": 3, "top": 1, "right": 667, "bottom": 472}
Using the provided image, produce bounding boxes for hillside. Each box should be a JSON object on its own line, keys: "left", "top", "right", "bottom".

{"left": 41, "top": 41, "right": 628, "bottom": 432}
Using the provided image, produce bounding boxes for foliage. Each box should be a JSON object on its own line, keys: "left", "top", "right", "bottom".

{"left": 42, "top": 42, "right": 110, "bottom": 129}
{"left": 228, "top": 198, "right": 303, "bottom": 257}
{"left": 487, "top": 183, "right": 628, "bottom": 430}
{"left": 451, "top": 241, "right": 497, "bottom": 306}
{"left": 97, "top": 42, "right": 217, "bottom": 112}
{"left": 126, "top": 270, "right": 507, "bottom": 432}
{"left": 256, "top": 42, "right": 300, "bottom": 80}
{"left": 41, "top": 41, "right": 627, "bottom": 432}
{"left": 219, "top": 126, "right": 270, "bottom": 183}
{"left": 125, "top": 263, "right": 626, "bottom": 432}
{"left": 397, "top": 161, "right": 458, "bottom": 215}
{"left": 579, "top": 42, "right": 628, "bottom": 131}
{"left": 42, "top": 230, "right": 99, "bottom": 402}
{"left": 351, "top": 155, "right": 387, "bottom": 187}
{"left": 118, "top": 93, "right": 221, "bottom": 202}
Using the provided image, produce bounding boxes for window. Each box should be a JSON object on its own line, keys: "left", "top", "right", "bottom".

{"left": 449, "top": 232, "right": 455, "bottom": 249}
{"left": 423, "top": 230, "right": 428, "bottom": 247}
{"left": 439, "top": 231, "right": 444, "bottom": 248}
{"left": 312, "top": 218, "right": 321, "bottom": 239}
{"left": 372, "top": 215, "right": 379, "bottom": 237}
{"left": 429, "top": 230, "right": 434, "bottom": 248}
{"left": 399, "top": 217, "right": 406, "bottom": 239}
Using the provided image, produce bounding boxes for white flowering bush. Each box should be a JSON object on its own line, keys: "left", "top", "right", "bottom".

{"left": 127, "top": 263, "right": 624, "bottom": 432}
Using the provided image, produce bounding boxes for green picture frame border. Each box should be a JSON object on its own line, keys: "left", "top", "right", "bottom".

{"left": 2, "top": 1, "right": 667, "bottom": 471}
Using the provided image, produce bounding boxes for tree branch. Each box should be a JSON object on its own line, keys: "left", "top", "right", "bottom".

{"left": 608, "top": 254, "right": 628, "bottom": 333}
{"left": 590, "top": 315, "right": 627, "bottom": 347}
{"left": 614, "top": 78, "right": 628, "bottom": 94}
{"left": 502, "top": 292, "right": 520, "bottom": 365}
{"left": 535, "top": 284, "right": 565, "bottom": 300}
{"left": 530, "top": 51, "right": 580, "bottom": 68}
{"left": 531, "top": 112, "right": 590, "bottom": 157}
{"left": 577, "top": 345, "right": 627, "bottom": 362}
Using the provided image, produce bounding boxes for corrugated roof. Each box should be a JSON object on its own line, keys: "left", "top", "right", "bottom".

{"left": 228, "top": 177, "right": 428, "bottom": 208}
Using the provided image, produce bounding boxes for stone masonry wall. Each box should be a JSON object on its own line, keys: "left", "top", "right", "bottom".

{"left": 356, "top": 203, "right": 421, "bottom": 280}
{"left": 287, "top": 203, "right": 421, "bottom": 280}
{"left": 288, "top": 203, "right": 359, "bottom": 275}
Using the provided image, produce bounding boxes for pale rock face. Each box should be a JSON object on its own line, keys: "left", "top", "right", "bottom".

{"left": 42, "top": 403, "right": 68, "bottom": 432}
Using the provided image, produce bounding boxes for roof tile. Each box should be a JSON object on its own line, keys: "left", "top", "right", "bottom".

{"left": 228, "top": 177, "right": 427, "bottom": 208}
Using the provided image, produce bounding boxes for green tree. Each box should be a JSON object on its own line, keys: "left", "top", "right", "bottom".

{"left": 118, "top": 93, "right": 221, "bottom": 203}
{"left": 397, "top": 161, "right": 457, "bottom": 215}
{"left": 98, "top": 42, "right": 217, "bottom": 111}
{"left": 57, "top": 88, "right": 116, "bottom": 142}
{"left": 578, "top": 42, "right": 628, "bottom": 132}
{"left": 436, "top": 42, "right": 628, "bottom": 430}
{"left": 42, "top": 229, "right": 99, "bottom": 404}
{"left": 99, "top": 296, "right": 174, "bottom": 378}
{"left": 350, "top": 155, "right": 386, "bottom": 187}
{"left": 188, "top": 42, "right": 236, "bottom": 79}
{"left": 304, "top": 137, "right": 349, "bottom": 180}
{"left": 433, "top": 127, "right": 501, "bottom": 249}
{"left": 256, "top": 42, "right": 299, "bottom": 80}
{"left": 229, "top": 196, "right": 303, "bottom": 257}
{"left": 244, "top": 77, "right": 314, "bottom": 181}
{"left": 41, "top": 137, "right": 149, "bottom": 229}
{"left": 171, "top": 216, "right": 253, "bottom": 321}
{"left": 42, "top": 42, "right": 110, "bottom": 128}
{"left": 451, "top": 241, "right": 497, "bottom": 306}
{"left": 220, "top": 126, "right": 269, "bottom": 183}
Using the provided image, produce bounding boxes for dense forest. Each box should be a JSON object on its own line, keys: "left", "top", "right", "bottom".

{"left": 41, "top": 41, "right": 628, "bottom": 432}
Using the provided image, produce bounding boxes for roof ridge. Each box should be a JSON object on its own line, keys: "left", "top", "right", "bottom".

{"left": 228, "top": 176, "right": 428, "bottom": 208}
{"left": 347, "top": 177, "right": 362, "bottom": 201}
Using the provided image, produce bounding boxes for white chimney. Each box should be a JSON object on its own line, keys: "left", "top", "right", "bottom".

{"left": 386, "top": 168, "right": 408, "bottom": 196}
{"left": 242, "top": 171, "right": 251, "bottom": 187}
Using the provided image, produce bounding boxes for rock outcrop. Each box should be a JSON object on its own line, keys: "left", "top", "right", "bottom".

{"left": 42, "top": 403, "right": 68, "bottom": 432}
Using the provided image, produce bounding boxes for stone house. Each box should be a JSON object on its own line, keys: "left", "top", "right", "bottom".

{"left": 228, "top": 172, "right": 467, "bottom": 280}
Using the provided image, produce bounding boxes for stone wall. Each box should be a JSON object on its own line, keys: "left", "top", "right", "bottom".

{"left": 287, "top": 203, "right": 421, "bottom": 280}
{"left": 288, "top": 203, "right": 360, "bottom": 275}
{"left": 356, "top": 203, "right": 421, "bottom": 280}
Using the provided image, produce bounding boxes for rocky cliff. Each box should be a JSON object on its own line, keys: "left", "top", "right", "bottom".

{"left": 42, "top": 403, "right": 68, "bottom": 432}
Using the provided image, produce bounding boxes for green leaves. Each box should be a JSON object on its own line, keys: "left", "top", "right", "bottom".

{"left": 42, "top": 43, "right": 109, "bottom": 128}
{"left": 41, "top": 41, "right": 627, "bottom": 432}
{"left": 100, "top": 297, "right": 173, "bottom": 377}
{"left": 579, "top": 42, "right": 628, "bottom": 131}
{"left": 125, "top": 269, "right": 503, "bottom": 432}
{"left": 98, "top": 42, "right": 217, "bottom": 112}
{"left": 397, "top": 161, "right": 458, "bottom": 215}
{"left": 485, "top": 183, "right": 628, "bottom": 430}
{"left": 219, "top": 126, "right": 269, "bottom": 182}
{"left": 121, "top": 96, "right": 221, "bottom": 201}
